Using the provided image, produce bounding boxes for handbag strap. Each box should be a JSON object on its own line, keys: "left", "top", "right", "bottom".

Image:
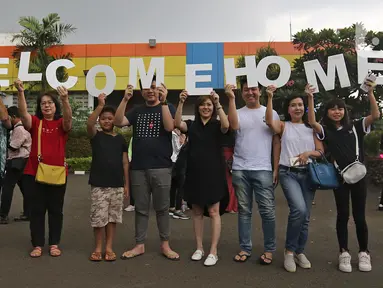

{"left": 315, "top": 149, "right": 329, "bottom": 164}
{"left": 352, "top": 125, "right": 359, "bottom": 160}
{"left": 334, "top": 125, "right": 360, "bottom": 169}
{"left": 37, "top": 120, "right": 42, "bottom": 162}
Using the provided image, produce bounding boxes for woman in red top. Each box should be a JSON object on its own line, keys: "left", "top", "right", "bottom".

{"left": 15, "top": 79, "right": 72, "bottom": 258}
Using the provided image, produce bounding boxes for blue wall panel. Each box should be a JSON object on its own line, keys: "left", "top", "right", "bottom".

{"left": 186, "top": 43, "right": 224, "bottom": 89}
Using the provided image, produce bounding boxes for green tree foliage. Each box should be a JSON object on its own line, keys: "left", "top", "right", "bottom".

{"left": 11, "top": 13, "right": 76, "bottom": 93}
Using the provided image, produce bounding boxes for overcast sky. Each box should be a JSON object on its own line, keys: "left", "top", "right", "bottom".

{"left": 0, "top": 0, "right": 382, "bottom": 44}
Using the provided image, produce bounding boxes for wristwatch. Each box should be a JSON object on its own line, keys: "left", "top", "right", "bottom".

{"left": 161, "top": 100, "right": 168, "bottom": 105}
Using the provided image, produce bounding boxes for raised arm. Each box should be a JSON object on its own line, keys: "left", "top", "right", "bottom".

{"left": 0, "top": 97, "right": 11, "bottom": 129}
{"left": 212, "top": 90, "right": 229, "bottom": 134}
{"left": 265, "top": 85, "right": 283, "bottom": 135}
{"left": 87, "top": 93, "right": 106, "bottom": 138}
{"left": 123, "top": 151, "right": 130, "bottom": 199}
{"left": 306, "top": 84, "right": 322, "bottom": 134}
{"left": 57, "top": 86, "right": 72, "bottom": 132}
{"left": 114, "top": 85, "right": 133, "bottom": 127}
{"left": 364, "top": 80, "right": 381, "bottom": 129}
{"left": 158, "top": 83, "right": 175, "bottom": 132}
{"left": 14, "top": 79, "right": 32, "bottom": 131}
{"left": 225, "top": 84, "right": 239, "bottom": 130}
{"left": 174, "top": 90, "right": 188, "bottom": 133}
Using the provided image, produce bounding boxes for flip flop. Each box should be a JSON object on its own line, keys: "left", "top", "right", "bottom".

{"left": 259, "top": 253, "right": 273, "bottom": 265}
{"left": 233, "top": 252, "right": 251, "bottom": 263}
{"left": 105, "top": 252, "right": 117, "bottom": 262}
{"left": 89, "top": 252, "right": 102, "bottom": 262}
{"left": 30, "top": 247, "right": 42, "bottom": 258}
{"left": 162, "top": 251, "right": 180, "bottom": 261}
{"left": 120, "top": 251, "right": 144, "bottom": 260}
{"left": 49, "top": 245, "right": 62, "bottom": 257}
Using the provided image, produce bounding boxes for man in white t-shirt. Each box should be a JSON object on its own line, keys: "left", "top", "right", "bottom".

{"left": 226, "top": 78, "right": 279, "bottom": 265}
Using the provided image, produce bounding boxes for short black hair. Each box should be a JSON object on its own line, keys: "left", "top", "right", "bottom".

{"left": 7, "top": 106, "right": 20, "bottom": 118}
{"left": 35, "top": 92, "right": 62, "bottom": 120}
{"left": 239, "top": 76, "right": 262, "bottom": 91}
{"left": 139, "top": 74, "right": 156, "bottom": 90}
{"left": 100, "top": 106, "right": 116, "bottom": 116}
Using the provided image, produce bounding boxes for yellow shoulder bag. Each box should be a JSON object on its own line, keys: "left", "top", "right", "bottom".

{"left": 35, "top": 120, "right": 67, "bottom": 185}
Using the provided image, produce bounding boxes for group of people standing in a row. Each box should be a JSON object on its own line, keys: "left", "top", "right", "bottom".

{"left": 0, "top": 75, "right": 380, "bottom": 273}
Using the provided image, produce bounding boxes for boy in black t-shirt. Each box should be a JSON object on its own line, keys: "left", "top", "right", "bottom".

{"left": 87, "top": 93, "right": 129, "bottom": 262}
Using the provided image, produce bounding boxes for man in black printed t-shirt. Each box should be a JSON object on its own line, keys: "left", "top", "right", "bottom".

{"left": 114, "top": 75, "right": 179, "bottom": 261}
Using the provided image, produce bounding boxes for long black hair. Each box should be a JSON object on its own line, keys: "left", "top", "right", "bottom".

{"left": 322, "top": 98, "right": 350, "bottom": 130}
{"left": 194, "top": 95, "right": 218, "bottom": 123}
{"left": 35, "top": 92, "right": 62, "bottom": 120}
{"left": 283, "top": 94, "right": 310, "bottom": 127}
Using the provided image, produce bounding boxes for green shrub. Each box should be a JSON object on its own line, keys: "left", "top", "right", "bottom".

{"left": 66, "top": 127, "right": 132, "bottom": 158}
{"left": 366, "top": 157, "right": 383, "bottom": 186}
{"left": 67, "top": 157, "right": 92, "bottom": 172}
{"left": 364, "top": 130, "right": 383, "bottom": 157}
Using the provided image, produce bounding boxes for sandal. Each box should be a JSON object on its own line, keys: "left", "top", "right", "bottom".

{"left": 105, "top": 252, "right": 117, "bottom": 262}
{"left": 259, "top": 253, "right": 273, "bottom": 265}
{"left": 120, "top": 251, "right": 144, "bottom": 260}
{"left": 89, "top": 252, "right": 102, "bottom": 262}
{"left": 49, "top": 245, "right": 62, "bottom": 257}
{"left": 233, "top": 251, "right": 251, "bottom": 263}
{"left": 162, "top": 250, "right": 180, "bottom": 261}
{"left": 30, "top": 247, "right": 42, "bottom": 258}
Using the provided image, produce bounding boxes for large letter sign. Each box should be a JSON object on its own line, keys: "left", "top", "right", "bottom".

{"left": 224, "top": 56, "right": 258, "bottom": 87}
{"left": 303, "top": 54, "right": 351, "bottom": 92}
{"left": 86, "top": 65, "right": 116, "bottom": 96}
{"left": 185, "top": 64, "right": 213, "bottom": 95}
{"left": 46, "top": 59, "right": 78, "bottom": 89}
{"left": 129, "top": 58, "right": 165, "bottom": 88}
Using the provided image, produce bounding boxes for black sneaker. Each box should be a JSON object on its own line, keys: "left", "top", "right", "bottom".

{"left": 0, "top": 216, "right": 9, "bottom": 224}
{"left": 172, "top": 211, "right": 190, "bottom": 220}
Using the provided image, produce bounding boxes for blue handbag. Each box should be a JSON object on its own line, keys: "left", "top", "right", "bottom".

{"left": 308, "top": 151, "right": 340, "bottom": 190}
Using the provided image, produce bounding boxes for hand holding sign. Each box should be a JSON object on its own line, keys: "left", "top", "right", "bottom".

{"left": 211, "top": 90, "right": 220, "bottom": 105}
{"left": 224, "top": 84, "right": 236, "bottom": 100}
{"left": 14, "top": 79, "right": 24, "bottom": 92}
{"left": 124, "top": 85, "right": 134, "bottom": 101}
{"left": 179, "top": 90, "right": 188, "bottom": 103}
{"left": 57, "top": 86, "right": 69, "bottom": 102}
{"left": 158, "top": 83, "right": 168, "bottom": 103}
{"left": 360, "top": 72, "right": 377, "bottom": 94}
{"left": 305, "top": 84, "right": 316, "bottom": 98}
{"left": 98, "top": 93, "right": 106, "bottom": 107}
{"left": 266, "top": 85, "right": 277, "bottom": 98}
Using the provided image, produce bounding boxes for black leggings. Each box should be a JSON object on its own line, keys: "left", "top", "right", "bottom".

{"left": 333, "top": 178, "right": 368, "bottom": 252}
{"left": 169, "top": 165, "right": 185, "bottom": 210}
{"left": 24, "top": 175, "right": 67, "bottom": 247}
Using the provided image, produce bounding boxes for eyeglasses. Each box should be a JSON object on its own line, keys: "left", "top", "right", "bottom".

{"left": 40, "top": 101, "right": 54, "bottom": 107}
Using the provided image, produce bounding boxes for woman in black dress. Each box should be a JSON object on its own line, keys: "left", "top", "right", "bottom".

{"left": 175, "top": 90, "right": 229, "bottom": 267}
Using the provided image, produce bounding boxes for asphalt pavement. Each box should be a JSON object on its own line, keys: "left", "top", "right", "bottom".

{"left": 0, "top": 175, "right": 382, "bottom": 288}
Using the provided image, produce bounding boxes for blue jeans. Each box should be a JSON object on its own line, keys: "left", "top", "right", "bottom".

{"left": 232, "top": 170, "right": 276, "bottom": 254}
{"left": 279, "top": 166, "right": 315, "bottom": 254}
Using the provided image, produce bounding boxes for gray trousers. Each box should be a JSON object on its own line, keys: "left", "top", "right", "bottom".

{"left": 131, "top": 168, "right": 172, "bottom": 244}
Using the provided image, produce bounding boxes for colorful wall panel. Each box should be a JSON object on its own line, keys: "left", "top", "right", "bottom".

{"left": 0, "top": 42, "right": 302, "bottom": 92}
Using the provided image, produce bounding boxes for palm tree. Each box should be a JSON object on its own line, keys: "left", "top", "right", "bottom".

{"left": 11, "top": 13, "right": 76, "bottom": 92}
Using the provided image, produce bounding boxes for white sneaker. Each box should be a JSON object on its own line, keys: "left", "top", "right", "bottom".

{"left": 284, "top": 253, "right": 296, "bottom": 272}
{"left": 295, "top": 253, "right": 311, "bottom": 269}
{"left": 358, "top": 252, "right": 372, "bottom": 272}
{"left": 339, "top": 252, "right": 352, "bottom": 273}
{"left": 204, "top": 254, "right": 218, "bottom": 266}
{"left": 124, "top": 205, "right": 135, "bottom": 212}
{"left": 191, "top": 250, "right": 204, "bottom": 261}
